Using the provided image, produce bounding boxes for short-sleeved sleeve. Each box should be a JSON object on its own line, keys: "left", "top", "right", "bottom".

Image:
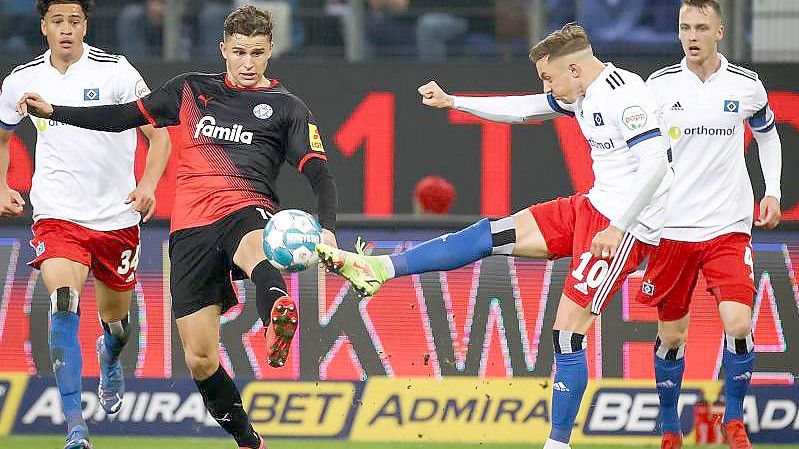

{"left": 285, "top": 98, "right": 327, "bottom": 172}
{"left": 115, "top": 56, "right": 151, "bottom": 104}
{"left": 0, "top": 75, "right": 21, "bottom": 129}
{"left": 747, "top": 79, "right": 775, "bottom": 134}
{"left": 609, "top": 82, "right": 663, "bottom": 149}
{"left": 136, "top": 74, "right": 186, "bottom": 128}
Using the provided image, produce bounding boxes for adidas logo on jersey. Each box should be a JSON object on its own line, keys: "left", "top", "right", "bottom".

{"left": 733, "top": 371, "right": 752, "bottom": 381}
{"left": 553, "top": 382, "right": 571, "bottom": 392}
{"left": 656, "top": 380, "right": 677, "bottom": 388}
{"left": 671, "top": 101, "right": 683, "bottom": 111}
{"left": 194, "top": 116, "right": 254, "bottom": 144}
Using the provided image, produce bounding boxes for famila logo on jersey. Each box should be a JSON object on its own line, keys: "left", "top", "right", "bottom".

{"left": 194, "top": 116, "right": 254, "bottom": 144}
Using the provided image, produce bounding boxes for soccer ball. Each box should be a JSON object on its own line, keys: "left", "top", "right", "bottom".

{"left": 263, "top": 209, "right": 322, "bottom": 272}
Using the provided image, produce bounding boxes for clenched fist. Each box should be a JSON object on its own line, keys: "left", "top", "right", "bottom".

{"left": 417, "top": 81, "right": 454, "bottom": 109}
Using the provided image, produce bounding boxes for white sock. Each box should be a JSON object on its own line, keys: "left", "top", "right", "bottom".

{"left": 543, "top": 438, "right": 570, "bottom": 449}
{"left": 378, "top": 255, "right": 395, "bottom": 279}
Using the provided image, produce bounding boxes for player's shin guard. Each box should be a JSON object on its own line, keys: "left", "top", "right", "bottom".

{"left": 251, "top": 259, "right": 288, "bottom": 326}
{"left": 550, "top": 330, "right": 588, "bottom": 444}
{"left": 49, "top": 287, "right": 85, "bottom": 430}
{"left": 723, "top": 333, "right": 754, "bottom": 423}
{"left": 100, "top": 315, "right": 130, "bottom": 362}
{"left": 389, "top": 217, "right": 516, "bottom": 277}
{"left": 654, "top": 336, "right": 686, "bottom": 434}
{"left": 195, "top": 365, "right": 260, "bottom": 448}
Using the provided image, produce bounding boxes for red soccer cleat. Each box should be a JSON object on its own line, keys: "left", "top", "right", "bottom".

{"left": 724, "top": 420, "right": 752, "bottom": 449}
{"left": 660, "top": 431, "right": 682, "bottom": 449}
{"left": 264, "top": 296, "right": 298, "bottom": 368}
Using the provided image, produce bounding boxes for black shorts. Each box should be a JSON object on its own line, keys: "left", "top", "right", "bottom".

{"left": 169, "top": 205, "right": 272, "bottom": 319}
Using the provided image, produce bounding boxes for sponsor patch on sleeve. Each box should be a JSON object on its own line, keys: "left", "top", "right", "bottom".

{"left": 622, "top": 106, "right": 648, "bottom": 130}
{"left": 309, "top": 123, "right": 325, "bottom": 152}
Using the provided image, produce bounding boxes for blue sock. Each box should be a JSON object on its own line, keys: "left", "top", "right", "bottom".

{"left": 654, "top": 337, "right": 685, "bottom": 434}
{"left": 390, "top": 218, "right": 493, "bottom": 277}
{"left": 723, "top": 333, "right": 754, "bottom": 423}
{"left": 549, "top": 346, "right": 588, "bottom": 443}
{"left": 50, "top": 310, "right": 84, "bottom": 429}
{"left": 101, "top": 316, "right": 130, "bottom": 361}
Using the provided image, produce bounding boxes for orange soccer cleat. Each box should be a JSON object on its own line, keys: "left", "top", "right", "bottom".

{"left": 724, "top": 420, "right": 752, "bottom": 449}
{"left": 660, "top": 431, "right": 682, "bottom": 449}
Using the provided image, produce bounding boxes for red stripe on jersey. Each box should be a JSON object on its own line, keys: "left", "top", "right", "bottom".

{"left": 170, "top": 82, "right": 274, "bottom": 232}
{"left": 136, "top": 99, "right": 157, "bottom": 126}
{"left": 297, "top": 152, "right": 327, "bottom": 173}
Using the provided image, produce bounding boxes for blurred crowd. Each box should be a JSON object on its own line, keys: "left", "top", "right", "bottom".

{"left": 0, "top": 0, "right": 684, "bottom": 60}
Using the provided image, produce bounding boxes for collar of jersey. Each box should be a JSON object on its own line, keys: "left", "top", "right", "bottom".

{"left": 44, "top": 42, "right": 91, "bottom": 75}
{"left": 223, "top": 73, "right": 278, "bottom": 91}
{"left": 680, "top": 52, "right": 727, "bottom": 84}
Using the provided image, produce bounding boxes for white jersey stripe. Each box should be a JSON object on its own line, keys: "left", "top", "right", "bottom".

{"left": 590, "top": 232, "right": 636, "bottom": 315}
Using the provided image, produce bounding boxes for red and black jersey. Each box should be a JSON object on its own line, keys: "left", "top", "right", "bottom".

{"left": 135, "top": 73, "right": 328, "bottom": 232}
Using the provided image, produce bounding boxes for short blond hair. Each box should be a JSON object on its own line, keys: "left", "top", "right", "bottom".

{"left": 529, "top": 23, "right": 592, "bottom": 62}
{"left": 681, "top": 0, "right": 723, "bottom": 19}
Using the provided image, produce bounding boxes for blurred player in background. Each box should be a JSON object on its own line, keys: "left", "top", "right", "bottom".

{"left": 317, "top": 23, "right": 672, "bottom": 449}
{"left": 640, "top": 1, "right": 782, "bottom": 448}
{"left": 0, "top": 1, "right": 171, "bottom": 448}
{"left": 18, "top": 5, "right": 338, "bottom": 449}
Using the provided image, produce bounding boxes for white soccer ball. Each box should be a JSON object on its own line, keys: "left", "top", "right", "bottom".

{"left": 263, "top": 209, "right": 322, "bottom": 272}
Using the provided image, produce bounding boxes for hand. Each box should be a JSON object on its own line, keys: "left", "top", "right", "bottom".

{"left": 590, "top": 225, "right": 624, "bottom": 259}
{"left": 126, "top": 182, "right": 157, "bottom": 222}
{"left": 0, "top": 187, "right": 25, "bottom": 216}
{"left": 755, "top": 196, "right": 781, "bottom": 229}
{"left": 417, "top": 81, "right": 454, "bottom": 109}
{"left": 16, "top": 92, "right": 54, "bottom": 118}
{"left": 321, "top": 228, "right": 338, "bottom": 248}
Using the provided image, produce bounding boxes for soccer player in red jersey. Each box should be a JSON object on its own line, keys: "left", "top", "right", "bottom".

{"left": 18, "top": 5, "right": 338, "bottom": 449}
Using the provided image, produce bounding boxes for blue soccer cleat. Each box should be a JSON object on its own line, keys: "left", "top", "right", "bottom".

{"left": 64, "top": 424, "right": 92, "bottom": 449}
{"left": 96, "top": 335, "right": 124, "bottom": 414}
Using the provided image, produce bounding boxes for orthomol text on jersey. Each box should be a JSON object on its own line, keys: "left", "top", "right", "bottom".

{"left": 587, "top": 137, "right": 615, "bottom": 150}
{"left": 668, "top": 125, "right": 737, "bottom": 140}
{"left": 194, "top": 115, "right": 254, "bottom": 144}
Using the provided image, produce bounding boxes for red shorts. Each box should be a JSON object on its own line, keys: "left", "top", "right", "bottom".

{"left": 29, "top": 219, "right": 140, "bottom": 292}
{"left": 635, "top": 232, "right": 755, "bottom": 321}
{"left": 530, "top": 195, "right": 652, "bottom": 314}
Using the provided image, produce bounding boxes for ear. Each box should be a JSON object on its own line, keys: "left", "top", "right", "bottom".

{"left": 40, "top": 19, "right": 46, "bottom": 37}
{"left": 717, "top": 23, "right": 725, "bottom": 41}
{"left": 569, "top": 62, "right": 581, "bottom": 78}
{"left": 267, "top": 41, "right": 274, "bottom": 59}
{"left": 219, "top": 41, "right": 226, "bottom": 60}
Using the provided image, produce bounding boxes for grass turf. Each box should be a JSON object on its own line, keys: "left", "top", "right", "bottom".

{"left": 1, "top": 436, "right": 798, "bottom": 449}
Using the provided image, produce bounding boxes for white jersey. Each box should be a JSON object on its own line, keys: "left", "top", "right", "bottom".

{"left": 0, "top": 43, "right": 150, "bottom": 231}
{"left": 453, "top": 63, "right": 672, "bottom": 245}
{"left": 647, "top": 54, "right": 778, "bottom": 241}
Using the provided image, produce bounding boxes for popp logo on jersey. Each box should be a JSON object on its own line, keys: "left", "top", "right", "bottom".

{"left": 194, "top": 116, "right": 254, "bottom": 144}
{"left": 622, "top": 106, "right": 648, "bottom": 130}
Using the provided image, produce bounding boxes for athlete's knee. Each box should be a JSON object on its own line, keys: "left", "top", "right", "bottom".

{"left": 723, "top": 318, "right": 752, "bottom": 340}
{"left": 102, "top": 315, "right": 131, "bottom": 346}
{"left": 656, "top": 331, "right": 686, "bottom": 350}
{"left": 184, "top": 351, "right": 219, "bottom": 379}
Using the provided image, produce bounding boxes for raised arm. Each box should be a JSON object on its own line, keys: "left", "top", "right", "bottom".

{"left": 418, "top": 80, "right": 573, "bottom": 123}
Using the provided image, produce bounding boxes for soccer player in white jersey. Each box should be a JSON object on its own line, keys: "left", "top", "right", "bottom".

{"left": 316, "top": 24, "right": 672, "bottom": 449}
{"left": 0, "top": 1, "right": 171, "bottom": 448}
{"left": 637, "top": 2, "right": 782, "bottom": 449}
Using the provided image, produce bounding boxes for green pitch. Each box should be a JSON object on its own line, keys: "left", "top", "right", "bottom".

{"left": 1, "top": 436, "right": 798, "bottom": 449}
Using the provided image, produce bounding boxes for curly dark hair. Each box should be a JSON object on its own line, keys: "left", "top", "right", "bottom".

{"left": 36, "top": 0, "right": 94, "bottom": 18}
{"left": 223, "top": 5, "right": 273, "bottom": 41}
